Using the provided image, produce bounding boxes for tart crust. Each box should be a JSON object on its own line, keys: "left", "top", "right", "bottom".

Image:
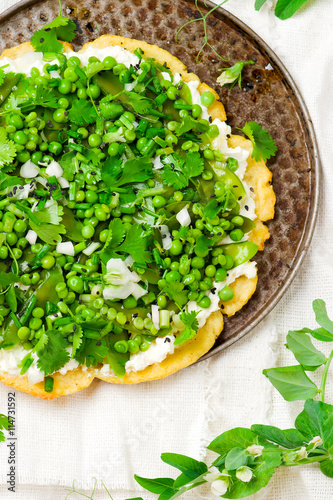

{"left": 0, "top": 36, "right": 275, "bottom": 397}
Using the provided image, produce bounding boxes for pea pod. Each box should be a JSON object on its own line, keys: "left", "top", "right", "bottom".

{"left": 178, "top": 82, "right": 192, "bottom": 105}
{"left": 93, "top": 71, "right": 123, "bottom": 97}
{"left": 0, "top": 73, "right": 22, "bottom": 109}
{"left": 195, "top": 160, "right": 246, "bottom": 203}
{"left": 225, "top": 213, "right": 256, "bottom": 234}
{"left": 221, "top": 241, "right": 258, "bottom": 267}
{"left": 62, "top": 206, "right": 85, "bottom": 242}
{"left": 5, "top": 285, "right": 17, "bottom": 313}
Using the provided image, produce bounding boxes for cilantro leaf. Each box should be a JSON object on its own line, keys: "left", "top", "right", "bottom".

{"left": 203, "top": 199, "right": 221, "bottom": 219}
{"left": 117, "top": 224, "right": 152, "bottom": 265}
{"left": 30, "top": 220, "right": 66, "bottom": 245}
{"left": 59, "top": 151, "right": 76, "bottom": 181}
{"left": 31, "top": 29, "right": 63, "bottom": 54}
{"left": 72, "top": 325, "right": 83, "bottom": 357}
{"left": 161, "top": 152, "right": 204, "bottom": 190}
{"left": 74, "top": 338, "right": 109, "bottom": 368}
{"left": 2, "top": 94, "right": 28, "bottom": 113}
{"left": 161, "top": 282, "right": 188, "bottom": 308}
{"left": 239, "top": 121, "right": 277, "bottom": 162}
{"left": 102, "top": 157, "right": 153, "bottom": 189}
{"left": 34, "top": 85, "right": 59, "bottom": 108}
{"left": 103, "top": 218, "right": 126, "bottom": 253}
{"left": 195, "top": 234, "right": 212, "bottom": 257}
{"left": 36, "top": 330, "right": 70, "bottom": 376}
{"left": 0, "top": 138, "right": 17, "bottom": 168}
{"left": 275, "top": 0, "right": 310, "bottom": 20}
{"left": 68, "top": 99, "right": 98, "bottom": 126}
{"left": 31, "top": 15, "right": 76, "bottom": 54}
{"left": 176, "top": 115, "right": 209, "bottom": 136}
{"left": 0, "top": 272, "right": 19, "bottom": 291}
{"left": 0, "top": 171, "right": 22, "bottom": 192}
{"left": 123, "top": 91, "right": 153, "bottom": 114}
{"left": 174, "top": 310, "right": 199, "bottom": 345}
{"left": 34, "top": 203, "right": 64, "bottom": 225}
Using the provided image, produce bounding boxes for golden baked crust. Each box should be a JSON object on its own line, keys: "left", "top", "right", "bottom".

{"left": 0, "top": 36, "right": 275, "bottom": 397}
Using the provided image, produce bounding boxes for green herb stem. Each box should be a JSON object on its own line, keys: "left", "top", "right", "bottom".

{"left": 319, "top": 348, "right": 333, "bottom": 403}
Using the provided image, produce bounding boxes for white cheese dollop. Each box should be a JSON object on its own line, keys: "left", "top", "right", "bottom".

{"left": 125, "top": 335, "right": 176, "bottom": 373}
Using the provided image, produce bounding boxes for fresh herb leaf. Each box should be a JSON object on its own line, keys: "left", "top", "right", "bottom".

{"left": 174, "top": 310, "right": 199, "bottom": 345}
{"left": 31, "top": 29, "right": 63, "bottom": 54}
{"left": 59, "top": 151, "right": 76, "bottom": 181}
{"left": 36, "top": 330, "right": 70, "bottom": 376}
{"left": 0, "top": 138, "right": 17, "bottom": 168}
{"left": 103, "top": 218, "right": 126, "bottom": 253}
{"left": 46, "top": 16, "right": 77, "bottom": 42}
{"left": 251, "top": 425, "right": 306, "bottom": 449}
{"left": 161, "top": 152, "right": 204, "bottom": 190}
{"left": 34, "top": 85, "right": 59, "bottom": 108}
{"left": 124, "top": 91, "right": 153, "bottom": 114}
{"left": 254, "top": 0, "right": 268, "bottom": 11}
{"left": 312, "top": 299, "right": 333, "bottom": 335}
{"left": 72, "top": 325, "right": 83, "bottom": 357}
{"left": 74, "top": 338, "right": 109, "bottom": 368}
{"left": 161, "top": 282, "right": 188, "bottom": 308}
{"left": 80, "top": 162, "right": 102, "bottom": 182}
{"left": 286, "top": 331, "right": 327, "bottom": 368}
{"left": 195, "top": 234, "right": 212, "bottom": 257}
{"left": 295, "top": 399, "right": 333, "bottom": 450}
{"left": 102, "top": 157, "right": 153, "bottom": 189}
{"left": 30, "top": 220, "right": 66, "bottom": 245}
{"left": 68, "top": 99, "right": 98, "bottom": 126}
{"left": 117, "top": 224, "right": 152, "bottom": 265}
{"left": 0, "top": 272, "right": 19, "bottom": 290}
{"left": 275, "top": 0, "right": 310, "bottom": 20}
{"left": 263, "top": 365, "right": 320, "bottom": 401}
{"left": 239, "top": 121, "right": 277, "bottom": 162}
{"left": 34, "top": 203, "right": 64, "bottom": 225}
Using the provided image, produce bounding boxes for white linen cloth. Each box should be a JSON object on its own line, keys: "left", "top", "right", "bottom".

{"left": 1, "top": 0, "right": 333, "bottom": 498}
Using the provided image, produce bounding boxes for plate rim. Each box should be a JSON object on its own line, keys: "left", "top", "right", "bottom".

{"left": 0, "top": 0, "right": 321, "bottom": 360}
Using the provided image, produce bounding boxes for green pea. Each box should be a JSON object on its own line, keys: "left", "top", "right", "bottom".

{"left": 200, "top": 91, "right": 215, "bottom": 106}
{"left": 229, "top": 229, "right": 244, "bottom": 241}
{"left": 93, "top": 298, "right": 104, "bottom": 309}
{"left": 205, "top": 265, "right": 216, "bottom": 277}
{"left": 48, "top": 141, "right": 63, "bottom": 155}
{"left": 85, "top": 190, "right": 98, "bottom": 203}
{"left": 152, "top": 195, "right": 166, "bottom": 208}
{"left": 181, "top": 140, "right": 193, "bottom": 151}
{"left": 6, "top": 232, "right": 17, "bottom": 246}
{"left": 197, "top": 296, "right": 211, "bottom": 308}
{"left": 88, "top": 134, "right": 102, "bottom": 147}
{"left": 68, "top": 276, "right": 84, "bottom": 294}
{"left": 81, "top": 225, "right": 95, "bottom": 239}
{"left": 31, "top": 151, "right": 43, "bottom": 165}
{"left": 169, "top": 240, "right": 183, "bottom": 256}
{"left": 67, "top": 56, "right": 81, "bottom": 67}
{"left": 208, "top": 124, "right": 219, "bottom": 138}
{"left": 32, "top": 307, "right": 44, "bottom": 318}
{"left": 166, "top": 271, "right": 181, "bottom": 283}
{"left": 182, "top": 274, "right": 195, "bottom": 286}
{"left": 29, "top": 317, "right": 42, "bottom": 331}
{"left": 77, "top": 88, "right": 87, "bottom": 99}
{"left": 202, "top": 170, "right": 213, "bottom": 181}
{"left": 114, "top": 340, "right": 128, "bottom": 353}
{"left": 127, "top": 340, "right": 139, "bottom": 354}
{"left": 192, "top": 256, "right": 205, "bottom": 269}
{"left": 231, "top": 216, "right": 244, "bottom": 226}
{"left": 14, "top": 130, "right": 28, "bottom": 145}
{"left": 139, "top": 341, "right": 150, "bottom": 351}
{"left": 58, "top": 79, "right": 72, "bottom": 94}
{"left": 63, "top": 67, "right": 79, "bottom": 82}
{"left": 215, "top": 268, "right": 227, "bottom": 282}
{"left": 107, "top": 308, "right": 117, "bottom": 320}
{"left": 108, "top": 143, "right": 119, "bottom": 156}
{"left": 41, "top": 254, "right": 55, "bottom": 269}
{"left": 12, "top": 248, "right": 22, "bottom": 260}
{"left": 103, "top": 56, "right": 117, "bottom": 69}
{"left": 14, "top": 219, "right": 27, "bottom": 233}
{"left": 53, "top": 108, "right": 69, "bottom": 123}
{"left": 123, "top": 296, "right": 137, "bottom": 309}
{"left": 170, "top": 262, "right": 180, "bottom": 271}
{"left": 136, "top": 137, "right": 148, "bottom": 151}
{"left": 113, "top": 63, "right": 126, "bottom": 75}
{"left": 17, "top": 326, "right": 30, "bottom": 340}
{"left": 58, "top": 97, "right": 69, "bottom": 109}
{"left": 166, "top": 86, "right": 178, "bottom": 100}
{"left": 191, "top": 104, "right": 202, "bottom": 118}
{"left": 95, "top": 208, "right": 108, "bottom": 221}
{"left": 116, "top": 312, "right": 127, "bottom": 325}
{"left": 20, "top": 274, "right": 31, "bottom": 286}
{"left": 8, "top": 115, "right": 23, "bottom": 129}
{"left": 133, "top": 317, "right": 144, "bottom": 330}
{"left": 39, "top": 142, "right": 48, "bottom": 152}
{"left": 87, "top": 84, "right": 101, "bottom": 99}
{"left": 218, "top": 285, "right": 234, "bottom": 302}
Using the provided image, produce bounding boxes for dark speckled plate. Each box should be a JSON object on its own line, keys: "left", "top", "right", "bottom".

{"left": 0, "top": 0, "right": 320, "bottom": 359}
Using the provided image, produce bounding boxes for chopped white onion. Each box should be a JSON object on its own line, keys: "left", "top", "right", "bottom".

{"left": 49, "top": 71, "right": 60, "bottom": 79}
{"left": 20, "top": 160, "right": 40, "bottom": 179}
{"left": 45, "top": 161, "right": 63, "bottom": 178}
{"left": 58, "top": 177, "right": 70, "bottom": 188}
{"left": 176, "top": 207, "right": 191, "bottom": 227}
{"left": 151, "top": 304, "right": 160, "bottom": 329}
{"left": 124, "top": 81, "right": 137, "bottom": 91}
{"left": 28, "top": 368, "right": 45, "bottom": 386}
{"left": 158, "top": 225, "right": 172, "bottom": 250}
{"left": 25, "top": 230, "right": 37, "bottom": 245}
{"left": 124, "top": 255, "right": 135, "bottom": 267}
{"left": 153, "top": 155, "right": 164, "bottom": 170}
{"left": 83, "top": 242, "right": 101, "bottom": 256}
{"left": 56, "top": 241, "right": 75, "bottom": 256}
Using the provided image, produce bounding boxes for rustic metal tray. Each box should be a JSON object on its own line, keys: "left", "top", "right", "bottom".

{"left": 0, "top": 0, "right": 320, "bottom": 359}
